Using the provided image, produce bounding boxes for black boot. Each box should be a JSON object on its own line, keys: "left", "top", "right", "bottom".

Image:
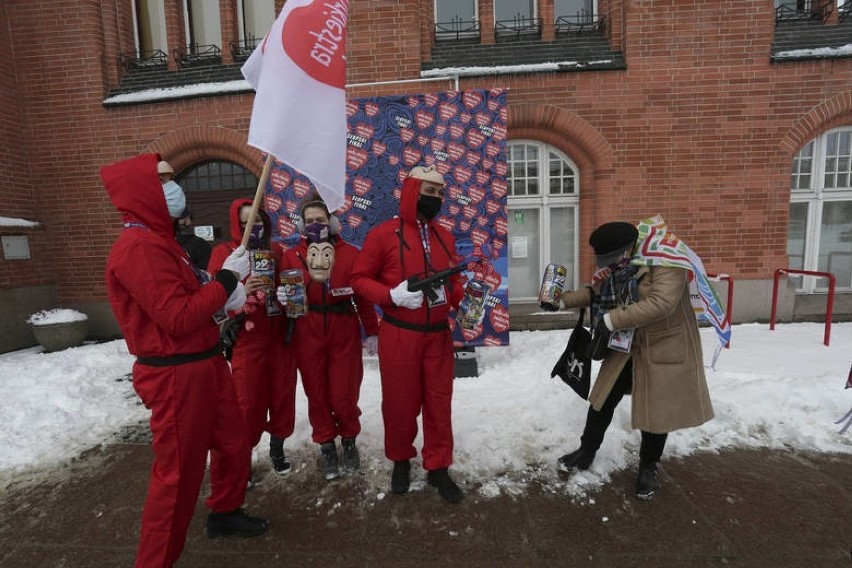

{"left": 320, "top": 440, "right": 340, "bottom": 481}
{"left": 427, "top": 468, "right": 464, "bottom": 504}
{"left": 205, "top": 508, "right": 268, "bottom": 538}
{"left": 635, "top": 462, "right": 658, "bottom": 500}
{"left": 557, "top": 447, "right": 596, "bottom": 472}
{"left": 391, "top": 460, "right": 411, "bottom": 494}
{"left": 341, "top": 437, "right": 360, "bottom": 471}
{"left": 269, "top": 436, "right": 291, "bottom": 475}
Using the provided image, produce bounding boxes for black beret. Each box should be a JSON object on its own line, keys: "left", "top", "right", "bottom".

{"left": 589, "top": 222, "right": 638, "bottom": 267}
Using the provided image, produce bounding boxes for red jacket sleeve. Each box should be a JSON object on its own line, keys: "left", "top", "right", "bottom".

{"left": 351, "top": 228, "right": 394, "bottom": 308}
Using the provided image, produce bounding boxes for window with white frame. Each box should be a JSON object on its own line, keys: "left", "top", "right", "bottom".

{"left": 238, "top": 0, "right": 275, "bottom": 45}
{"left": 434, "top": 0, "right": 477, "bottom": 32}
{"left": 507, "top": 141, "right": 580, "bottom": 302}
{"left": 132, "top": 0, "right": 168, "bottom": 57}
{"left": 185, "top": 0, "right": 222, "bottom": 51}
{"left": 495, "top": 0, "right": 537, "bottom": 23}
{"left": 787, "top": 127, "right": 852, "bottom": 292}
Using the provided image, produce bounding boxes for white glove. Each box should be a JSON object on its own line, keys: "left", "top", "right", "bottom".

{"left": 224, "top": 282, "right": 247, "bottom": 311}
{"left": 364, "top": 335, "right": 378, "bottom": 356}
{"left": 389, "top": 281, "right": 423, "bottom": 310}
{"left": 275, "top": 285, "right": 289, "bottom": 305}
{"left": 603, "top": 312, "right": 614, "bottom": 331}
{"left": 222, "top": 245, "right": 250, "bottom": 280}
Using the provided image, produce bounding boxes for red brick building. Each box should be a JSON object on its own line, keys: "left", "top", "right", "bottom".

{"left": 1, "top": 0, "right": 850, "bottom": 352}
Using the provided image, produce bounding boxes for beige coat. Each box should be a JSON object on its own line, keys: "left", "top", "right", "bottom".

{"left": 561, "top": 266, "right": 714, "bottom": 433}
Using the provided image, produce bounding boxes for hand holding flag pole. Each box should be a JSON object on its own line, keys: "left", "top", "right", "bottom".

{"left": 240, "top": 0, "right": 350, "bottom": 235}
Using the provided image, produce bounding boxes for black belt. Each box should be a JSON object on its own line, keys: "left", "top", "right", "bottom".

{"left": 381, "top": 312, "right": 448, "bottom": 333}
{"left": 309, "top": 303, "right": 354, "bottom": 315}
{"left": 136, "top": 344, "right": 223, "bottom": 367}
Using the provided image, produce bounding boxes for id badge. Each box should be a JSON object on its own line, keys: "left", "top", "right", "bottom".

{"left": 427, "top": 285, "right": 448, "bottom": 308}
{"left": 608, "top": 328, "right": 634, "bottom": 353}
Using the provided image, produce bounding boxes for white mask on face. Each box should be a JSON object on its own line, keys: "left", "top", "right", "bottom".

{"left": 162, "top": 181, "right": 186, "bottom": 218}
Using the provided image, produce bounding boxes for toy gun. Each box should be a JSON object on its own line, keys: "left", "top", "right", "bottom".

{"left": 407, "top": 263, "right": 467, "bottom": 303}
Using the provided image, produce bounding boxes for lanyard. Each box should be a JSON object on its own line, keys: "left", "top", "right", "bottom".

{"left": 417, "top": 220, "right": 432, "bottom": 267}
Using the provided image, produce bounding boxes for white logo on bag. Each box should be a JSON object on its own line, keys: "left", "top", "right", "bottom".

{"left": 568, "top": 356, "right": 584, "bottom": 378}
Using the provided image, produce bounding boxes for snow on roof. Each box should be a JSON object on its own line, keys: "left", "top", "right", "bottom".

{"left": 0, "top": 216, "right": 40, "bottom": 228}
{"left": 103, "top": 79, "right": 254, "bottom": 105}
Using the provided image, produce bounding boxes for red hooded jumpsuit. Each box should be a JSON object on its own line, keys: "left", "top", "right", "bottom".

{"left": 208, "top": 199, "right": 297, "bottom": 452}
{"left": 351, "top": 177, "right": 463, "bottom": 471}
{"left": 102, "top": 154, "right": 250, "bottom": 568}
{"left": 280, "top": 237, "right": 379, "bottom": 443}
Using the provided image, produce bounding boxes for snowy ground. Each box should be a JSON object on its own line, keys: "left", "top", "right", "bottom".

{"left": 1, "top": 322, "right": 850, "bottom": 500}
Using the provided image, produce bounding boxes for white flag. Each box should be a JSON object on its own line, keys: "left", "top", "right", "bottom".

{"left": 242, "top": 0, "right": 349, "bottom": 212}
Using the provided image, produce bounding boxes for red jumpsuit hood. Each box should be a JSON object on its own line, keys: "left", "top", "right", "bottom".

{"left": 101, "top": 153, "right": 172, "bottom": 238}
{"left": 227, "top": 198, "right": 254, "bottom": 243}
{"left": 399, "top": 177, "right": 423, "bottom": 226}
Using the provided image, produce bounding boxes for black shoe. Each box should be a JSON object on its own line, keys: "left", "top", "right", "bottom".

{"left": 269, "top": 436, "right": 291, "bottom": 476}
{"left": 205, "top": 508, "right": 268, "bottom": 538}
{"left": 557, "top": 447, "right": 596, "bottom": 472}
{"left": 341, "top": 437, "right": 360, "bottom": 471}
{"left": 635, "top": 462, "right": 658, "bottom": 500}
{"left": 427, "top": 468, "right": 464, "bottom": 504}
{"left": 391, "top": 460, "right": 411, "bottom": 494}
{"left": 320, "top": 441, "right": 340, "bottom": 481}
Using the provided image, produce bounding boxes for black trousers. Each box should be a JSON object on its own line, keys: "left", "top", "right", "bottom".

{"left": 580, "top": 363, "right": 667, "bottom": 464}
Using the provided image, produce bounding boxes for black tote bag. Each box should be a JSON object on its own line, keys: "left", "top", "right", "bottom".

{"left": 550, "top": 308, "right": 592, "bottom": 400}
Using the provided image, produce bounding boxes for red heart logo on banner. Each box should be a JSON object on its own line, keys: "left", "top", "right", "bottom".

{"left": 482, "top": 158, "right": 494, "bottom": 171}
{"left": 282, "top": 2, "right": 347, "bottom": 89}
{"left": 437, "top": 218, "right": 454, "bottom": 232}
{"left": 463, "top": 205, "right": 477, "bottom": 219}
{"left": 355, "top": 123, "right": 374, "bottom": 139}
{"left": 407, "top": 96, "right": 418, "bottom": 107}
{"left": 415, "top": 111, "right": 434, "bottom": 130}
{"left": 483, "top": 270, "right": 502, "bottom": 291}
{"left": 476, "top": 216, "right": 489, "bottom": 227}
{"left": 485, "top": 199, "right": 500, "bottom": 215}
{"left": 475, "top": 171, "right": 489, "bottom": 185}
{"left": 285, "top": 201, "right": 298, "bottom": 214}
{"left": 459, "top": 219, "right": 472, "bottom": 232}
{"left": 493, "top": 124, "right": 507, "bottom": 141}
{"left": 468, "top": 185, "right": 485, "bottom": 203}
{"left": 494, "top": 218, "right": 508, "bottom": 236}
{"left": 482, "top": 335, "right": 502, "bottom": 346}
{"left": 449, "top": 124, "right": 464, "bottom": 140}
{"left": 448, "top": 204, "right": 461, "bottom": 216}
{"left": 346, "top": 212, "right": 363, "bottom": 227}
{"left": 372, "top": 140, "right": 386, "bottom": 156}
{"left": 460, "top": 112, "right": 471, "bottom": 124}
{"left": 491, "top": 182, "right": 509, "bottom": 199}
{"left": 449, "top": 186, "right": 463, "bottom": 201}
{"left": 460, "top": 324, "right": 480, "bottom": 342}
{"left": 475, "top": 113, "right": 491, "bottom": 126}
{"left": 365, "top": 102, "right": 379, "bottom": 116}
{"left": 430, "top": 140, "right": 446, "bottom": 153}
{"left": 436, "top": 161, "right": 451, "bottom": 175}
{"left": 339, "top": 195, "right": 353, "bottom": 214}
{"left": 436, "top": 124, "right": 447, "bottom": 136}
{"left": 293, "top": 178, "right": 311, "bottom": 198}
{"left": 487, "top": 97, "right": 500, "bottom": 111}
{"left": 462, "top": 91, "right": 483, "bottom": 109}
{"left": 388, "top": 155, "right": 400, "bottom": 166}
{"left": 352, "top": 176, "right": 372, "bottom": 195}
{"left": 424, "top": 93, "right": 439, "bottom": 107}
{"left": 270, "top": 170, "right": 292, "bottom": 190}
{"left": 466, "top": 129, "right": 486, "bottom": 149}
{"left": 447, "top": 142, "right": 466, "bottom": 162}
{"left": 439, "top": 103, "right": 457, "bottom": 121}
{"left": 278, "top": 217, "right": 296, "bottom": 237}
{"left": 489, "top": 304, "right": 510, "bottom": 333}
{"left": 417, "top": 134, "right": 429, "bottom": 148}
{"left": 265, "top": 195, "right": 282, "bottom": 213}
{"left": 500, "top": 107, "right": 508, "bottom": 122}
{"left": 402, "top": 146, "right": 422, "bottom": 166}
{"left": 346, "top": 101, "right": 359, "bottom": 117}
{"left": 466, "top": 152, "right": 482, "bottom": 167}
{"left": 400, "top": 128, "right": 414, "bottom": 142}
{"left": 454, "top": 166, "right": 472, "bottom": 184}
{"left": 492, "top": 238, "right": 505, "bottom": 252}
{"left": 495, "top": 162, "right": 508, "bottom": 176}
{"left": 393, "top": 188, "right": 402, "bottom": 200}
{"left": 346, "top": 146, "right": 368, "bottom": 170}
{"left": 484, "top": 142, "right": 501, "bottom": 157}
{"left": 471, "top": 228, "right": 488, "bottom": 245}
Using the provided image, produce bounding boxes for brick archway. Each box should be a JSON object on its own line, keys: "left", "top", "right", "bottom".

{"left": 144, "top": 126, "right": 264, "bottom": 175}
{"left": 780, "top": 90, "right": 852, "bottom": 156}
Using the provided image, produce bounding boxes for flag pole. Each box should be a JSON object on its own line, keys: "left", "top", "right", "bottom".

{"left": 241, "top": 153, "right": 274, "bottom": 248}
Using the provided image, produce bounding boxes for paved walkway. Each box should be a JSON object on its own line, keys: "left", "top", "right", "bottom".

{"left": 1, "top": 440, "right": 850, "bottom": 567}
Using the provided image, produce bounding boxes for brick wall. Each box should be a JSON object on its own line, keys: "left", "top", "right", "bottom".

{"left": 1, "top": 0, "right": 850, "bottom": 305}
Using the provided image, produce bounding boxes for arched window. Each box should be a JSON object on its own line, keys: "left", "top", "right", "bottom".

{"left": 176, "top": 161, "right": 259, "bottom": 242}
{"left": 788, "top": 127, "right": 852, "bottom": 291}
{"left": 507, "top": 140, "right": 580, "bottom": 301}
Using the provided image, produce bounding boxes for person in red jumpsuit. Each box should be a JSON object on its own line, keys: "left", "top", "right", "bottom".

{"left": 277, "top": 193, "right": 379, "bottom": 481}
{"left": 208, "top": 198, "right": 298, "bottom": 478}
{"left": 351, "top": 165, "right": 465, "bottom": 503}
{"left": 102, "top": 154, "right": 267, "bottom": 568}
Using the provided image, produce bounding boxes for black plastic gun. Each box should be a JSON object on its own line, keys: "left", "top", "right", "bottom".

{"left": 407, "top": 263, "right": 467, "bottom": 303}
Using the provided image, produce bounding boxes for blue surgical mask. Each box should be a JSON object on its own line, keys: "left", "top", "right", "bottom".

{"left": 162, "top": 181, "right": 186, "bottom": 219}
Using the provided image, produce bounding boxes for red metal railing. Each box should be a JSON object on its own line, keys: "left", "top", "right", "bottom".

{"left": 707, "top": 273, "right": 733, "bottom": 348}
{"left": 769, "top": 269, "right": 836, "bottom": 346}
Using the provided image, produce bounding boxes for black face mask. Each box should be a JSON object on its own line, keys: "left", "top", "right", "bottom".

{"left": 417, "top": 195, "right": 442, "bottom": 220}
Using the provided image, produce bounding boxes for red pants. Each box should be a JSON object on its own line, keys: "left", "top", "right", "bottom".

{"left": 230, "top": 322, "right": 297, "bottom": 447}
{"left": 294, "top": 312, "right": 364, "bottom": 443}
{"left": 377, "top": 323, "right": 454, "bottom": 470}
{"left": 132, "top": 355, "right": 249, "bottom": 568}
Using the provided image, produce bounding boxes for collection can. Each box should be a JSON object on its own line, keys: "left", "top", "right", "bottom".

{"left": 456, "top": 280, "right": 489, "bottom": 330}
{"left": 278, "top": 268, "right": 307, "bottom": 318}
{"left": 538, "top": 263, "right": 568, "bottom": 310}
{"left": 251, "top": 249, "right": 281, "bottom": 316}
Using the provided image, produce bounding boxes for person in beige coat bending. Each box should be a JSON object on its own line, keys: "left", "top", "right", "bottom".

{"left": 558, "top": 221, "right": 714, "bottom": 499}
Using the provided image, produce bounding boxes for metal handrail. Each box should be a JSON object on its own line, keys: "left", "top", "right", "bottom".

{"left": 174, "top": 43, "right": 222, "bottom": 68}
{"left": 774, "top": 0, "right": 831, "bottom": 24}
{"left": 554, "top": 13, "right": 607, "bottom": 36}
{"left": 230, "top": 36, "right": 262, "bottom": 61}
{"left": 434, "top": 17, "right": 481, "bottom": 41}
{"left": 119, "top": 49, "right": 168, "bottom": 72}
{"left": 769, "top": 268, "right": 836, "bottom": 346}
{"left": 494, "top": 16, "right": 543, "bottom": 40}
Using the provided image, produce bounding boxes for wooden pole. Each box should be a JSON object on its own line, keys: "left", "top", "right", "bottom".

{"left": 240, "top": 153, "right": 274, "bottom": 249}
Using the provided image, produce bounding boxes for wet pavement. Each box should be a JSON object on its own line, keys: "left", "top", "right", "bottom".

{"left": 0, "top": 435, "right": 850, "bottom": 567}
